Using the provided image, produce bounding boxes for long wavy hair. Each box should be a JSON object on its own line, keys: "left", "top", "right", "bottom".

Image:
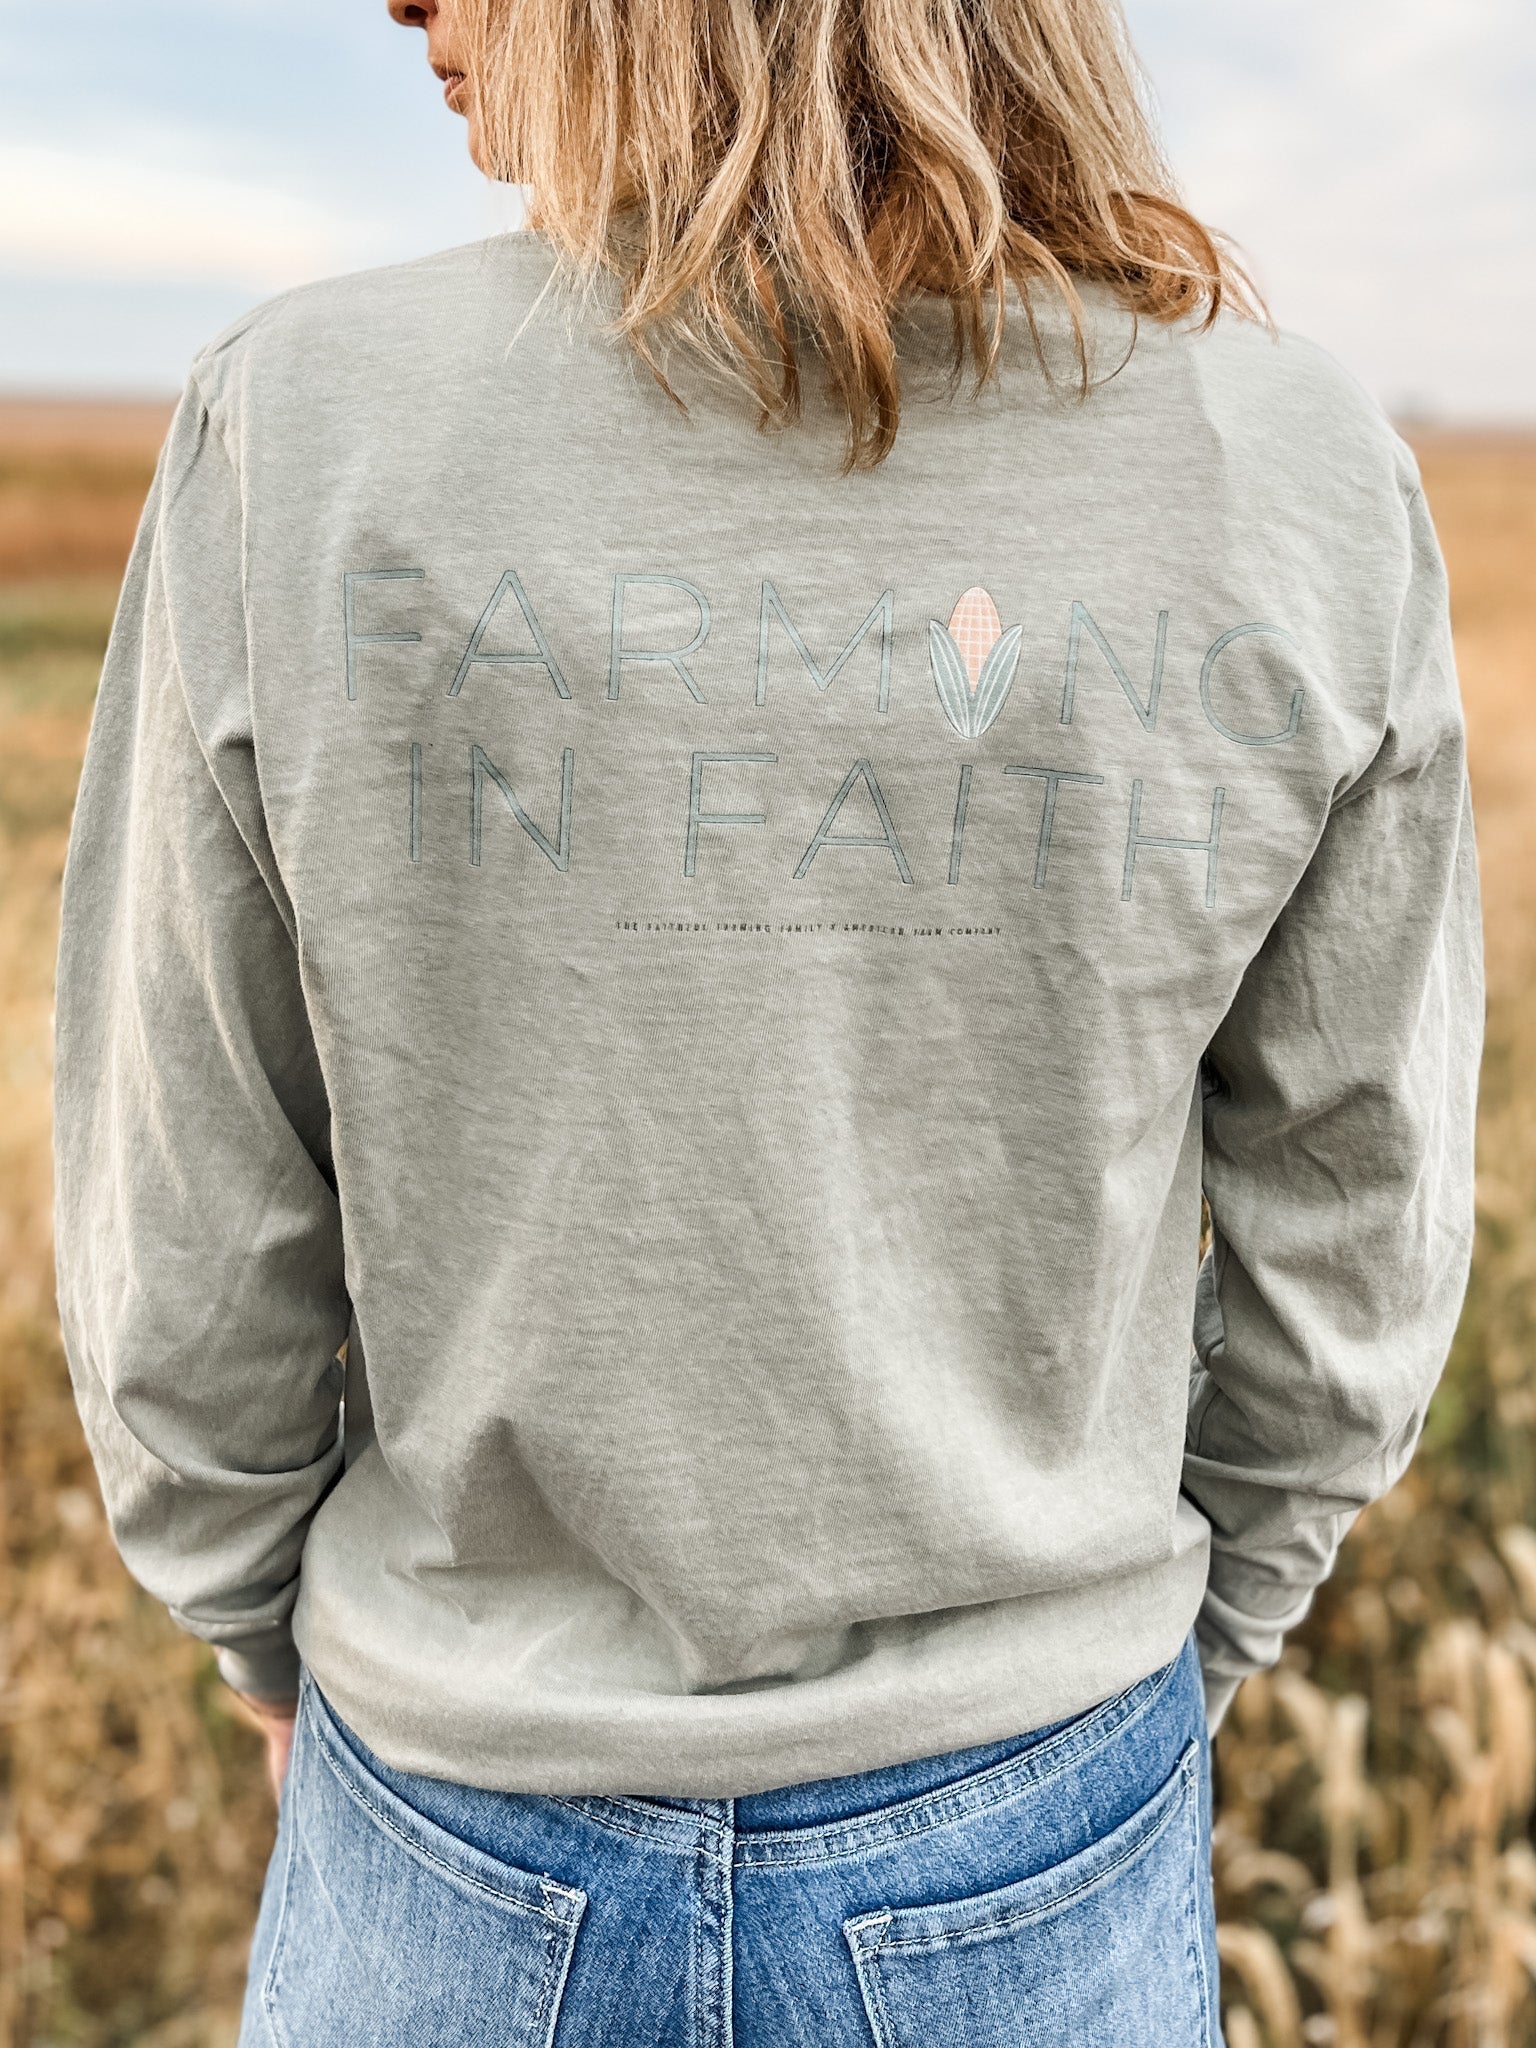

{"left": 457, "top": 0, "right": 1260, "bottom": 466}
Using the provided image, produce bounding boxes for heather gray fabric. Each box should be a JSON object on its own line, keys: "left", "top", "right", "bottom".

{"left": 53, "top": 234, "right": 1481, "bottom": 1792}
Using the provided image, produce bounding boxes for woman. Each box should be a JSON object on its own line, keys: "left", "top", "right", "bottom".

{"left": 53, "top": 0, "right": 1480, "bottom": 2038}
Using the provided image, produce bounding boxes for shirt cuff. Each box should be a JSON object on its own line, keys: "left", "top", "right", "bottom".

{"left": 216, "top": 1636, "right": 301, "bottom": 1704}
{"left": 1202, "top": 1667, "right": 1244, "bottom": 1734}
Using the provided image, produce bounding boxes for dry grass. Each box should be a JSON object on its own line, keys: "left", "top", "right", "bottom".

{"left": 0, "top": 403, "right": 170, "bottom": 584}
{"left": 1, "top": 403, "right": 1534, "bottom": 2046}
{"left": 1211, "top": 431, "right": 1536, "bottom": 2048}
{"left": 0, "top": 406, "right": 283, "bottom": 2047}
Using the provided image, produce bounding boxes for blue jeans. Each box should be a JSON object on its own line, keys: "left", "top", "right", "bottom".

{"left": 240, "top": 1632, "right": 1220, "bottom": 2046}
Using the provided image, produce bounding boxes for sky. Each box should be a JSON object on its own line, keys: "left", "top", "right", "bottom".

{"left": 1, "top": 0, "right": 1532, "bottom": 419}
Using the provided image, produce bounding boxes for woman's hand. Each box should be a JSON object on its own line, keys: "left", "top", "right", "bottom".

{"left": 234, "top": 1691, "right": 299, "bottom": 1800}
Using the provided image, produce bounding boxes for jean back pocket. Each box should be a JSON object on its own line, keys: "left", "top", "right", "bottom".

{"left": 843, "top": 1740, "right": 1215, "bottom": 2048}
{"left": 260, "top": 1693, "right": 586, "bottom": 2048}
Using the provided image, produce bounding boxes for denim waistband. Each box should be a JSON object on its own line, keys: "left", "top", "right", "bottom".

{"left": 661, "top": 1636, "right": 1188, "bottom": 1833}
{"left": 654, "top": 1706, "right": 1083, "bottom": 1830}
{"left": 305, "top": 1636, "right": 1197, "bottom": 1870}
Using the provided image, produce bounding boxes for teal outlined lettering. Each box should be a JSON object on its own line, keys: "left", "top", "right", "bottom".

{"left": 448, "top": 571, "right": 569, "bottom": 700}
{"left": 343, "top": 569, "right": 424, "bottom": 702}
{"left": 947, "top": 763, "right": 973, "bottom": 885}
{"left": 1200, "top": 624, "right": 1305, "bottom": 746}
{"left": 1121, "top": 780, "right": 1225, "bottom": 909}
{"left": 609, "top": 575, "right": 712, "bottom": 701}
{"left": 794, "top": 760, "right": 913, "bottom": 884}
{"left": 684, "top": 752, "right": 779, "bottom": 878}
{"left": 756, "top": 583, "right": 895, "bottom": 711}
{"left": 1003, "top": 765, "right": 1107, "bottom": 887}
{"left": 470, "top": 744, "right": 574, "bottom": 872}
{"left": 1060, "top": 602, "right": 1169, "bottom": 732}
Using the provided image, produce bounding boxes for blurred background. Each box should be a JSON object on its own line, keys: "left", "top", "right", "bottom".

{"left": 1, "top": 2, "right": 1533, "bottom": 2043}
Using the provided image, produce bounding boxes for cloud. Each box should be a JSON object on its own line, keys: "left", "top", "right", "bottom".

{"left": 1130, "top": 0, "right": 1536, "bottom": 416}
{"left": 0, "top": 141, "right": 363, "bottom": 292}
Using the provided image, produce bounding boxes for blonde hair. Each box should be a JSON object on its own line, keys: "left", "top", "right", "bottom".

{"left": 458, "top": 0, "right": 1260, "bottom": 466}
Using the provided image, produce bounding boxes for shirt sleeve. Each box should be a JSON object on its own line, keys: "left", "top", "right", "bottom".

{"left": 1184, "top": 477, "right": 1483, "bottom": 1730}
{"left": 52, "top": 373, "right": 348, "bottom": 1704}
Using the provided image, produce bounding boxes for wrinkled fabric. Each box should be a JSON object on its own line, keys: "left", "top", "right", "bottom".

{"left": 240, "top": 1635, "right": 1219, "bottom": 2047}
{"left": 55, "top": 235, "right": 1480, "bottom": 1793}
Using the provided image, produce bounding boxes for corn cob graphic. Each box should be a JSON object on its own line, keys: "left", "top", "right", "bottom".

{"left": 929, "top": 586, "right": 1023, "bottom": 740}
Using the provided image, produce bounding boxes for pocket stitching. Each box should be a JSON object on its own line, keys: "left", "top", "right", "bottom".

{"left": 1179, "top": 1747, "right": 1218, "bottom": 2046}
{"left": 264, "top": 1867, "right": 571, "bottom": 2048}
{"left": 735, "top": 1650, "right": 1188, "bottom": 1869}
{"left": 848, "top": 1742, "right": 1198, "bottom": 1958}
{"left": 848, "top": 1920, "right": 897, "bottom": 2048}
{"left": 547, "top": 1793, "right": 719, "bottom": 1853}
{"left": 308, "top": 1692, "right": 586, "bottom": 1927}
{"left": 540, "top": 1907, "right": 585, "bottom": 2048}
{"left": 262, "top": 1713, "right": 586, "bottom": 2048}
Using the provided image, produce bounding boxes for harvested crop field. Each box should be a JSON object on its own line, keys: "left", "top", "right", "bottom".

{"left": 1, "top": 399, "right": 1534, "bottom": 2046}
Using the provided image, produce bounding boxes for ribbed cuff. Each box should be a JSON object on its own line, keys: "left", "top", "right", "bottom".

{"left": 216, "top": 1637, "right": 301, "bottom": 1704}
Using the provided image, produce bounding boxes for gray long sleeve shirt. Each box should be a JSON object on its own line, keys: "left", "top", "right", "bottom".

{"left": 53, "top": 235, "right": 1481, "bottom": 1794}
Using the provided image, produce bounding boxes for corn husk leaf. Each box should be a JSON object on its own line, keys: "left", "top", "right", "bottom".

{"left": 969, "top": 623, "right": 1023, "bottom": 736}
{"left": 929, "top": 621, "right": 974, "bottom": 737}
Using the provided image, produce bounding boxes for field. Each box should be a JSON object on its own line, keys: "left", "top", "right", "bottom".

{"left": 1, "top": 397, "right": 1534, "bottom": 2047}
